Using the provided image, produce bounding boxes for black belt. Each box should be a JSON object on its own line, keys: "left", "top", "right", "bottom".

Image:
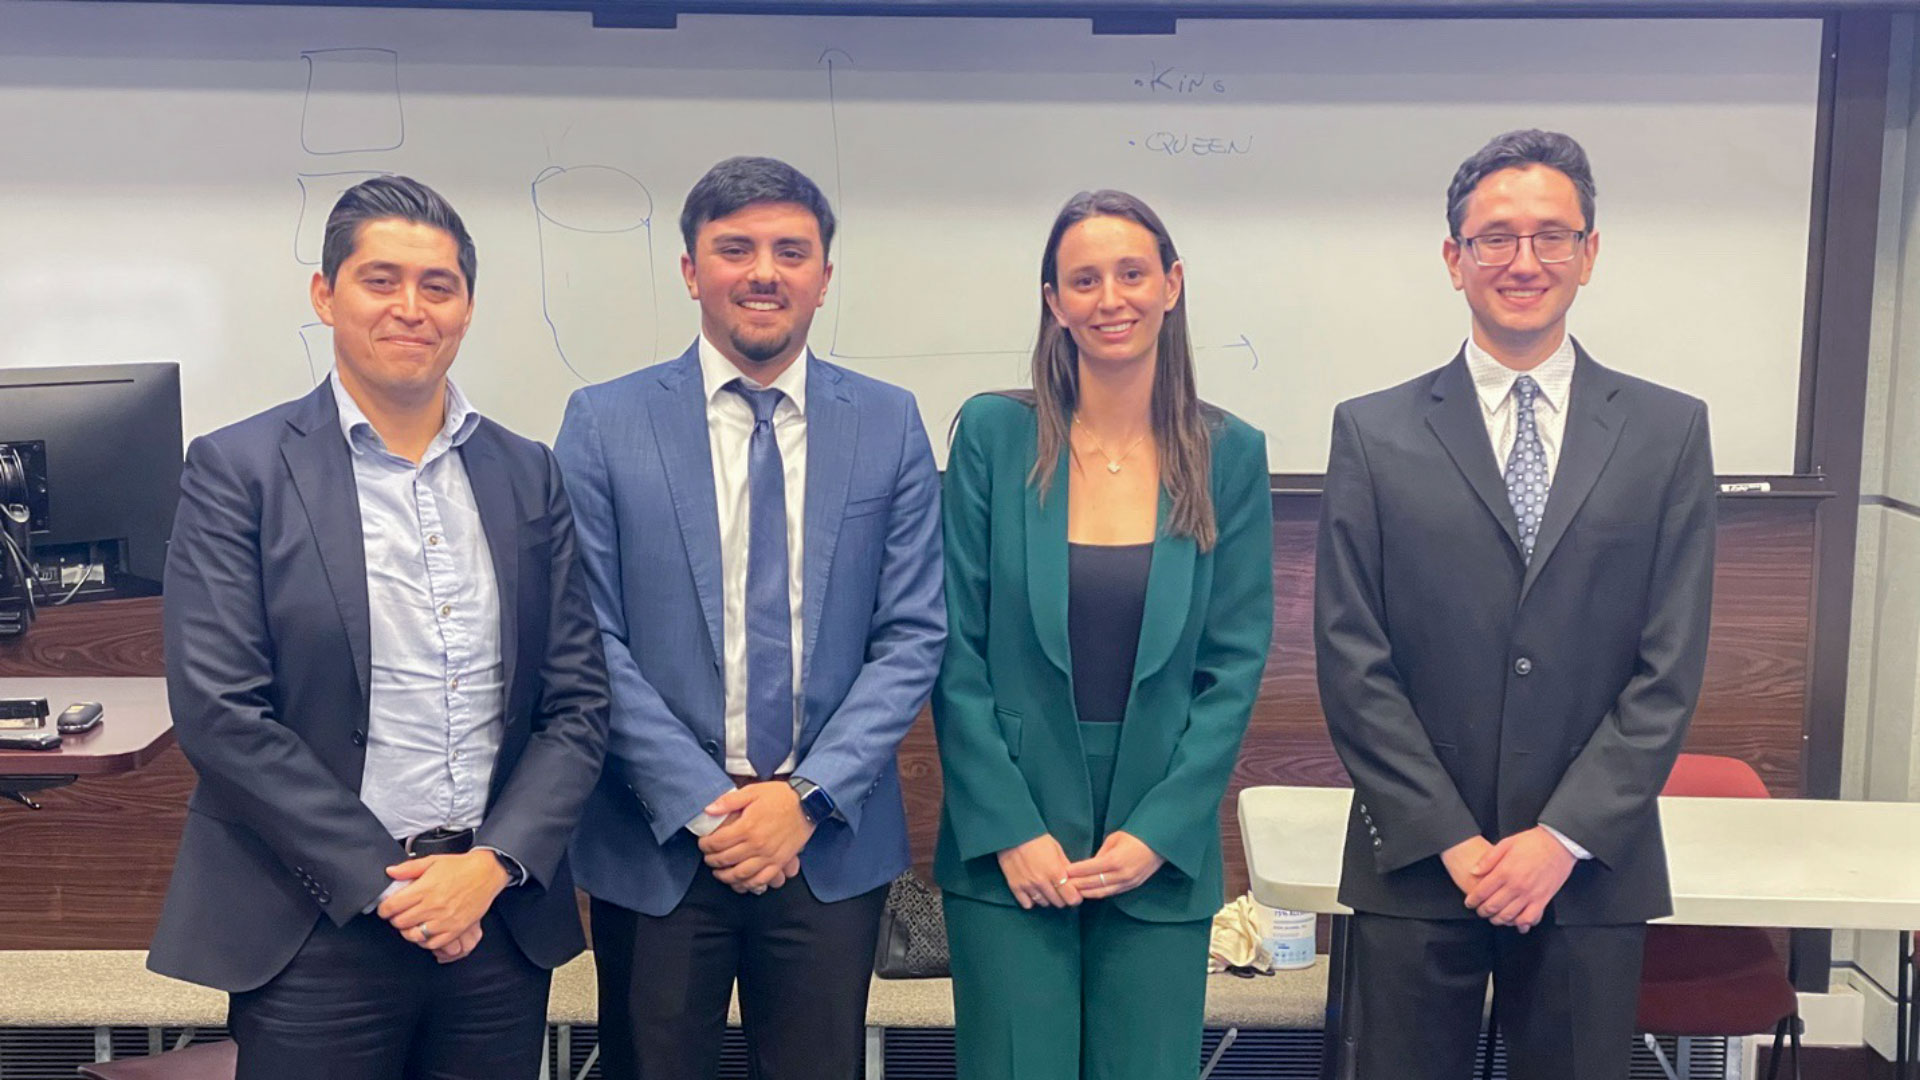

{"left": 730, "top": 773, "right": 792, "bottom": 788}
{"left": 404, "top": 826, "right": 475, "bottom": 858}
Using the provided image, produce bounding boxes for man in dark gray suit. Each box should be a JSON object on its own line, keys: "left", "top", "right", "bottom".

{"left": 149, "top": 176, "right": 610, "bottom": 1080}
{"left": 1315, "top": 130, "right": 1716, "bottom": 1080}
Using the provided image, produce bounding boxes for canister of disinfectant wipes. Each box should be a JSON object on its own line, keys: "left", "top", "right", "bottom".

{"left": 1260, "top": 906, "right": 1316, "bottom": 970}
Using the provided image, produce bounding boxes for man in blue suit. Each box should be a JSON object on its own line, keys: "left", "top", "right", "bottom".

{"left": 556, "top": 156, "right": 946, "bottom": 1080}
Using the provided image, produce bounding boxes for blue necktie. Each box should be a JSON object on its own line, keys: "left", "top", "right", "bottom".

{"left": 1503, "top": 375, "right": 1550, "bottom": 563}
{"left": 726, "top": 380, "right": 794, "bottom": 779}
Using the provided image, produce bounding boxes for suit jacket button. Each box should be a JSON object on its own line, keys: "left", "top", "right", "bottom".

{"left": 318, "top": 892, "right": 331, "bottom": 904}
{"left": 351, "top": 730, "right": 367, "bottom": 747}
{"left": 702, "top": 739, "right": 721, "bottom": 757}
{"left": 1514, "top": 657, "right": 1533, "bottom": 676}
{"left": 640, "top": 801, "right": 655, "bottom": 820}
{"left": 1372, "top": 838, "right": 1383, "bottom": 849}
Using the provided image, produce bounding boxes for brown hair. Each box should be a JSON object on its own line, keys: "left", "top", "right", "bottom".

{"left": 1029, "top": 190, "right": 1217, "bottom": 551}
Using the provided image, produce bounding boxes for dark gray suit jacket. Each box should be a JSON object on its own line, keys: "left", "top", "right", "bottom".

{"left": 148, "top": 381, "right": 610, "bottom": 992}
{"left": 1315, "top": 346, "right": 1715, "bottom": 925}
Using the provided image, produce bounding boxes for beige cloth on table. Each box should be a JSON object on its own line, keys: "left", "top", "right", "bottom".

{"left": 1207, "top": 893, "right": 1274, "bottom": 974}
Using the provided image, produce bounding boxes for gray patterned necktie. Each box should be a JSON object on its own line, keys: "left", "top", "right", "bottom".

{"left": 1503, "top": 374, "right": 1550, "bottom": 563}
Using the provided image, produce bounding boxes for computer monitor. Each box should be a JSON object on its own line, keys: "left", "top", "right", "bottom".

{"left": 0, "top": 363, "right": 183, "bottom": 608}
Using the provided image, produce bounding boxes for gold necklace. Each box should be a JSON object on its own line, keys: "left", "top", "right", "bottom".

{"left": 1073, "top": 417, "right": 1148, "bottom": 475}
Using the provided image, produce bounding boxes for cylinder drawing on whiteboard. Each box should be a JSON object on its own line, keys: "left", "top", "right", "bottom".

{"left": 300, "top": 48, "right": 405, "bottom": 156}
{"left": 532, "top": 165, "right": 659, "bottom": 384}
{"left": 296, "top": 171, "right": 395, "bottom": 267}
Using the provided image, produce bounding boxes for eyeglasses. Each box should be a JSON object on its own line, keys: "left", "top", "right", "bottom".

{"left": 1458, "top": 229, "right": 1588, "bottom": 267}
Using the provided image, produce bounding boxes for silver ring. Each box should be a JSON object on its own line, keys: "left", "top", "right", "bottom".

{"left": 1099, "top": 872, "right": 1109, "bottom": 887}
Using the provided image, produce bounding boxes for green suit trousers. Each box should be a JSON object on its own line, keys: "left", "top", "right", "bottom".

{"left": 945, "top": 723, "right": 1212, "bottom": 1080}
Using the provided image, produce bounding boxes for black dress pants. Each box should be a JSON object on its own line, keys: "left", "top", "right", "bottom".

{"left": 591, "top": 864, "right": 888, "bottom": 1080}
{"left": 228, "top": 910, "right": 550, "bottom": 1080}
{"left": 1349, "top": 913, "right": 1647, "bottom": 1080}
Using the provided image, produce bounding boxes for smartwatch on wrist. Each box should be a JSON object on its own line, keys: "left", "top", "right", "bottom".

{"left": 789, "top": 777, "right": 835, "bottom": 827}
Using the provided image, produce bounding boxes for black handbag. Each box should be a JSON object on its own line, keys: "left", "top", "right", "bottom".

{"left": 872, "top": 871, "right": 950, "bottom": 979}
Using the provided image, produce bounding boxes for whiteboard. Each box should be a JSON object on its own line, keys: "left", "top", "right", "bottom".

{"left": 0, "top": 2, "right": 1821, "bottom": 472}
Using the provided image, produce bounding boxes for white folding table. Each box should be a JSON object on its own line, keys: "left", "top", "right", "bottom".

{"left": 1239, "top": 785, "right": 1920, "bottom": 1079}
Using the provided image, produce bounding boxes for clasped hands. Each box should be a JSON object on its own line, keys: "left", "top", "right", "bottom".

{"left": 377, "top": 849, "right": 510, "bottom": 965}
{"left": 996, "top": 831, "right": 1164, "bottom": 910}
{"left": 1441, "top": 826, "right": 1577, "bottom": 934}
{"left": 697, "top": 781, "right": 811, "bottom": 895}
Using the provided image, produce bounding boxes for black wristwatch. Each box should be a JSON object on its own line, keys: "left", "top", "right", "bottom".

{"left": 790, "top": 777, "right": 836, "bottom": 827}
{"left": 490, "top": 849, "right": 526, "bottom": 887}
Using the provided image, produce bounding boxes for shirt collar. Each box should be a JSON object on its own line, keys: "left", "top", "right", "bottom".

{"left": 330, "top": 371, "right": 482, "bottom": 462}
{"left": 697, "top": 334, "right": 809, "bottom": 416}
{"left": 1464, "top": 332, "right": 1576, "bottom": 417}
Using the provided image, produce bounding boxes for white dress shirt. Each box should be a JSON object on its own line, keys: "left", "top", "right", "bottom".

{"left": 1463, "top": 333, "right": 1575, "bottom": 481}
{"left": 687, "top": 336, "right": 810, "bottom": 834}
{"left": 1460, "top": 333, "right": 1592, "bottom": 862}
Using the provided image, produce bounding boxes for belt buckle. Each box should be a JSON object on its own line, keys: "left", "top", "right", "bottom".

{"left": 404, "top": 826, "right": 471, "bottom": 858}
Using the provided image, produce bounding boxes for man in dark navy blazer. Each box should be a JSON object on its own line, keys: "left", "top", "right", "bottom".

{"left": 149, "top": 176, "right": 610, "bottom": 1080}
{"left": 557, "top": 156, "right": 946, "bottom": 1080}
{"left": 1316, "top": 131, "right": 1716, "bottom": 1080}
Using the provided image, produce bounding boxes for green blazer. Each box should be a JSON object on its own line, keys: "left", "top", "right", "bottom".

{"left": 932, "top": 393, "right": 1275, "bottom": 923}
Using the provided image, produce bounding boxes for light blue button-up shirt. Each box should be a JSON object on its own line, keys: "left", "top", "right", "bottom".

{"left": 331, "top": 374, "right": 508, "bottom": 848}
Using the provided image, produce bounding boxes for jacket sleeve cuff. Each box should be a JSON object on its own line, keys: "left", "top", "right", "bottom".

{"left": 475, "top": 845, "right": 530, "bottom": 886}
{"left": 685, "top": 811, "right": 727, "bottom": 837}
{"left": 1538, "top": 824, "right": 1592, "bottom": 861}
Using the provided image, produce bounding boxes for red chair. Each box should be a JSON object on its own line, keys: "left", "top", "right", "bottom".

{"left": 1636, "top": 754, "right": 1800, "bottom": 1080}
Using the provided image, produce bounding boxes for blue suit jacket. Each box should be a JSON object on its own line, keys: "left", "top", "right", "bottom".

{"left": 556, "top": 344, "right": 946, "bottom": 916}
{"left": 149, "top": 381, "right": 611, "bottom": 992}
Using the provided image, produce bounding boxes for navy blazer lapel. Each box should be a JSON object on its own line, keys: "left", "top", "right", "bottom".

{"left": 1521, "top": 345, "right": 1625, "bottom": 601}
{"left": 280, "top": 382, "right": 372, "bottom": 705}
{"left": 801, "top": 358, "right": 856, "bottom": 691}
{"left": 1425, "top": 353, "right": 1525, "bottom": 559}
{"left": 648, "top": 345, "right": 726, "bottom": 667}
{"left": 460, "top": 423, "right": 523, "bottom": 709}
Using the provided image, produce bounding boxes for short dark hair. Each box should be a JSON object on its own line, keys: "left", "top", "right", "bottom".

{"left": 321, "top": 175, "right": 477, "bottom": 294}
{"left": 1446, "top": 129, "right": 1597, "bottom": 238}
{"left": 679, "top": 156, "right": 836, "bottom": 258}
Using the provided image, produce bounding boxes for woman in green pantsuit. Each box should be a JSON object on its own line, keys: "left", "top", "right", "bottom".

{"left": 933, "top": 190, "right": 1275, "bottom": 1080}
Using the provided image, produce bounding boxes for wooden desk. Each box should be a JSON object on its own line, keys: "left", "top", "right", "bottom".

{"left": 1239, "top": 785, "right": 1920, "bottom": 1078}
{"left": 0, "top": 677, "right": 173, "bottom": 789}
